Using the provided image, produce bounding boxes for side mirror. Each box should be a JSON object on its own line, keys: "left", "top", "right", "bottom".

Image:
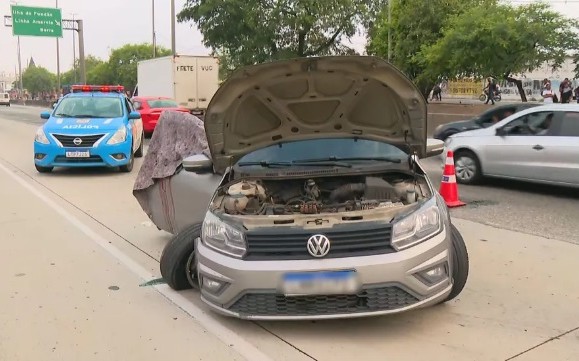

{"left": 40, "top": 111, "right": 51, "bottom": 120}
{"left": 183, "top": 153, "right": 213, "bottom": 173}
{"left": 128, "top": 111, "right": 141, "bottom": 119}
{"left": 496, "top": 127, "right": 507, "bottom": 136}
{"left": 425, "top": 138, "right": 444, "bottom": 158}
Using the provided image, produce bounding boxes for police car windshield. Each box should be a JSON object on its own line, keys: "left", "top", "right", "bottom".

{"left": 54, "top": 96, "right": 123, "bottom": 118}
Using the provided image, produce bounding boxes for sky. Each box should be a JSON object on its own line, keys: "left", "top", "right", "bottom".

{"left": 0, "top": 0, "right": 577, "bottom": 78}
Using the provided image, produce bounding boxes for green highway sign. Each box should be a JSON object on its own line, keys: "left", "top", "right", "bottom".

{"left": 11, "top": 5, "right": 62, "bottom": 38}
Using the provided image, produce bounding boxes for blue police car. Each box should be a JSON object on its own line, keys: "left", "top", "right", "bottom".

{"left": 34, "top": 85, "right": 144, "bottom": 173}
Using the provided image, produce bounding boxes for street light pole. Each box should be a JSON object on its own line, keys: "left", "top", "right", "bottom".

{"left": 56, "top": 0, "right": 61, "bottom": 93}
{"left": 387, "top": 0, "right": 392, "bottom": 62}
{"left": 152, "top": 0, "right": 157, "bottom": 57}
{"left": 71, "top": 13, "right": 77, "bottom": 83}
{"left": 170, "top": 0, "right": 176, "bottom": 55}
{"left": 17, "top": 35, "right": 23, "bottom": 97}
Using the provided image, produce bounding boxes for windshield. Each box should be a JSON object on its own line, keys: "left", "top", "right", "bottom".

{"left": 54, "top": 96, "right": 124, "bottom": 118}
{"left": 237, "top": 138, "right": 408, "bottom": 166}
{"left": 147, "top": 99, "right": 179, "bottom": 108}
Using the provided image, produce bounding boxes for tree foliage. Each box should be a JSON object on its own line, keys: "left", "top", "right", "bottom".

{"left": 178, "top": 0, "right": 385, "bottom": 75}
{"left": 367, "top": 0, "right": 482, "bottom": 98}
{"left": 22, "top": 66, "right": 56, "bottom": 96}
{"left": 420, "top": 2, "right": 579, "bottom": 101}
{"left": 106, "top": 43, "right": 171, "bottom": 91}
{"left": 61, "top": 55, "right": 105, "bottom": 85}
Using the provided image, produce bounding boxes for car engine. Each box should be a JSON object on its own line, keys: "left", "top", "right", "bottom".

{"left": 211, "top": 173, "right": 431, "bottom": 216}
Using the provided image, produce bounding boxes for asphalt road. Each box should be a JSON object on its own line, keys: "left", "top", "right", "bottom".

{"left": 1, "top": 105, "right": 579, "bottom": 360}
{"left": 5, "top": 104, "right": 578, "bottom": 244}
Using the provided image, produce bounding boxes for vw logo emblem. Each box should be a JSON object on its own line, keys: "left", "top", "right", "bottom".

{"left": 307, "top": 234, "right": 331, "bottom": 258}
{"left": 73, "top": 137, "right": 82, "bottom": 145}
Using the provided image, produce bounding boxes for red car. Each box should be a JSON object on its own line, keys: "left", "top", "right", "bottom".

{"left": 131, "top": 96, "right": 190, "bottom": 135}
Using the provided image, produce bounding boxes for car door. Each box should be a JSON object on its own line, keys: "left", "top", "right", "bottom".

{"left": 482, "top": 110, "right": 561, "bottom": 181}
{"left": 124, "top": 98, "right": 142, "bottom": 152}
{"left": 535, "top": 111, "right": 579, "bottom": 185}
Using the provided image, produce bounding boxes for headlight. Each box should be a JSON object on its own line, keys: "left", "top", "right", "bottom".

{"left": 201, "top": 212, "right": 247, "bottom": 258}
{"left": 106, "top": 126, "right": 127, "bottom": 145}
{"left": 392, "top": 198, "right": 443, "bottom": 251}
{"left": 34, "top": 127, "right": 49, "bottom": 144}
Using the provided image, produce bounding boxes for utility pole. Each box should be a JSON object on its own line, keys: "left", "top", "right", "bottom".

{"left": 77, "top": 19, "right": 86, "bottom": 84}
{"left": 56, "top": 0, "right": 61, "bottom": 93}
{"left": 170, "top": 0, "right": 176, "bottom": 55}
{"left": 152, "top": 0, "right": 157, "bottom": 57}
{"left": 387, "top": 0, "right": 392, "bottom": 62}
{"left": 71, "top": 13, "right": 77, "bottom": 83}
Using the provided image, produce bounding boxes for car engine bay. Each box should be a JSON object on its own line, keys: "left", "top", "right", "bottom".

{"left": 210, "top": 172, "right": 432, "bottom": 216}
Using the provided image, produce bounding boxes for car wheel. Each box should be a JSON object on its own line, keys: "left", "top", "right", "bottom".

{"left": 119, "top": 152, "right": 134, "bottom": 172}
{"left": 135, "top": 131, "right": 144, "bottom": 158}
{"left": 35, "top": 164, "right": 53, "bottom": 173}
{"left": 444, "top": 223, "right": 469, "bottom": 302}
{"left": 454, "top": 150, "right": 482, "bottom": 185}
{"left": 160, "top": 223, "right": 201, "bottom": 291}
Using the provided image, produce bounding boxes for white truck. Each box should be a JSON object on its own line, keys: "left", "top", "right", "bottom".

{"left": 135, "top": 55, "right": 220, "bottom": 117}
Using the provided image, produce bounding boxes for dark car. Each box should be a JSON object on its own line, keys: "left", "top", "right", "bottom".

{"left": 433, "top": 103, "right": 540, "bottom": 141}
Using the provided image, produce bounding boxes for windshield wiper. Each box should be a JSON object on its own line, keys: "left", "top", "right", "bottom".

{"left": 237, "top": 160, "right": 352, "bottom": 168}
{"left": 75, "top": 114, "right": 106, "bottom": 118}
{"left": 293, "top": 156, "right": 402, "bottom": 164}
{"left": 54, "top": 113, "right": 74, "bottom": 118}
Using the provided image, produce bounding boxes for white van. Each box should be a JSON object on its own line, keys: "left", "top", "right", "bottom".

{"left": 0, "top": 93, "right": 10, "bottom": 107}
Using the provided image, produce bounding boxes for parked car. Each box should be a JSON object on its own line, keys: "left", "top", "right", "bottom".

{"left": 433, "top": 103, "right": 539, "bottom": 141}
{"left": 33, "top": 85, "right": 144, "bottom": 173}
{"left": 443, "top": 104, "right": 579, "bottom": 187}
{"left": 135, "top": 56, "right": 470, "bottom": 320}
{"left": 132, "top": 96, "right": 191, "bottom": 136}
{"left": 0, "top": 92, "right": 10, "bottom": 106}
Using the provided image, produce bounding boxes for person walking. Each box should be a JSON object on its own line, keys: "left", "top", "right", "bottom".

{"left": 560, "top": 78, "right": 573, "bottom": 103}
{"left": 484, "top": 77, "right": 496, "bottom": 105}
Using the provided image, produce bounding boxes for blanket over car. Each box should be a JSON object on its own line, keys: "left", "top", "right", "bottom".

{"left": 132, "top": 110, "right": 211, "bottom": 218}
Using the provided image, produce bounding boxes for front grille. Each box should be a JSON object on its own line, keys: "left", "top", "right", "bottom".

{"left": 54, "top": 155, "right": 103, "bottom": 163}
{"left": 51, "top": 134, "right": 105, "bottom": 147}
{"left": 228, "top": 285, "right": 419, "bottom": 317}
{"left": 244, "top": 222, "right": 394, "bottom": 260}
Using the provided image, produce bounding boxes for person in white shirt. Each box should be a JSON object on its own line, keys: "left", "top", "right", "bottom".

{"left": 542, "top": 82, "right": 554, "bottom": 103}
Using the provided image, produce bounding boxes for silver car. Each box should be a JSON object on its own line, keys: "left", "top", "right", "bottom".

{"left": 444, "top": 104, "right": 579, "bottom": 187}
{"left": 139, "top": 56, "right": 469, "bottom": 320}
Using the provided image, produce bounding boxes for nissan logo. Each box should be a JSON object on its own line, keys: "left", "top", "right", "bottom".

{"left": 307, "top": 234, "right": 331, "bottom": 258}
{"left": 73, "top": 137, "right": 82, "bottom": 145}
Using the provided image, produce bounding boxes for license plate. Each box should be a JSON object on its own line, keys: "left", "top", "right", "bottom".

{"left": 65, "top": 150, "right": 90, "bottom": 158}
{"left": 281, "top": 270, "right": 359, "bottom": 296}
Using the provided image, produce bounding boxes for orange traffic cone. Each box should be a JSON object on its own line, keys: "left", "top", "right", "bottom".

{"left": 439, "top": 150, "right": 466, "bottom": 208}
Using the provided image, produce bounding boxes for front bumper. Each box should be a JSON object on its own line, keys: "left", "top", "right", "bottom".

{"left": 195, "top": 226, "right": 453, "bottom": 320}
{"left": 34, "top": 140, "right": 132, "bottom": 168}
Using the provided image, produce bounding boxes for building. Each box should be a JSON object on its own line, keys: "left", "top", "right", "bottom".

{"left": 0, "top": 71, "right": 17, "bottom": 93}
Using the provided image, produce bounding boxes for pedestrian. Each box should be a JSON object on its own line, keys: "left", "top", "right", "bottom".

{"left": 431, "top": 83, "right": 442, "bottom": 101}
{"left": 559, "top": 78, "right": 573, "bottom": 103}
{"left": 484, "top": 77, "right": 496, "bottom": 105}
{"left": 542, "top": 82, "right": 555, "bottom": 103}
{"left": 574, "top": 85, "right": 579, "bottom": 103}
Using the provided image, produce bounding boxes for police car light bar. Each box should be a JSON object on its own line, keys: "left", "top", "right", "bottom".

{"left": 71, "top": 85, "right": 125, "bottom": 93}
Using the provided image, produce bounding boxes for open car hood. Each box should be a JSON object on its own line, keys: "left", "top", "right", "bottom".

{"left": 204, "top": 56, "right": 428, "bottom": 173}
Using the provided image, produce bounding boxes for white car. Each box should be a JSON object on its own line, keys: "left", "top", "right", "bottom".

{"left": 0, "top": 92, "right": 10, "bottom": 106}
{"left": 443, "top": 104, "right": 579, "bottom": 188}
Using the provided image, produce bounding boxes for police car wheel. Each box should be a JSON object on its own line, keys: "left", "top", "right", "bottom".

{"left": 135, "top": 132, "right": 144, "bottom": 158}
{"left": 35, "top": 164, "right": 53, "bottom": 173}
{"left": 119, "top": 153, "right": 134, "bottom": 172}
{"left": 160, "top": 223, "right": 201, "bottom": 291}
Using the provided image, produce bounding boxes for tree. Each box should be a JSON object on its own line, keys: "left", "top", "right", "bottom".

{"left": 178, "top": 0, "right": 385, "bottom": 73}
{"left": 420, "top": 2, "right": 579, "bottom": 102}
{"left": 106, "top": 43, "right": 171, "bottom": 91}
{"left": 61, "top": 55, "right": 105, "bottom": 85}
{"left": 22, "top": 66, "right": 56, "bottom": 96}
{"left": 367, "top": 0, "right": 482, "bottom": 100}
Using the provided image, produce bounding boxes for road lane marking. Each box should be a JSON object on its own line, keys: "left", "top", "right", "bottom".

{"left": 0, "top": 160, "right": 274, "bottom": 361}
